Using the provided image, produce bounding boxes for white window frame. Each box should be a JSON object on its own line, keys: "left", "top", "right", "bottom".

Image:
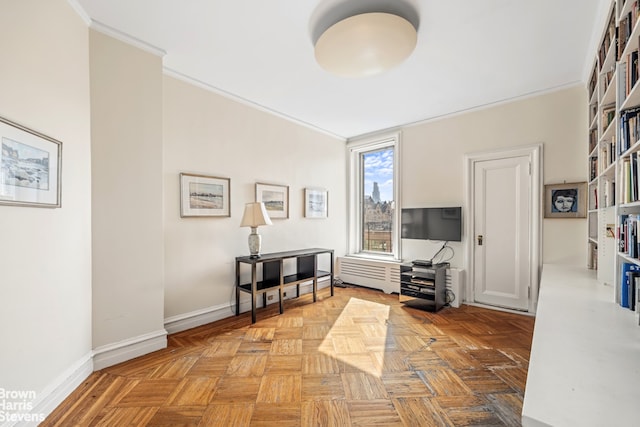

{"left": 346, "top": 131, "right": 402, "bottom": 261}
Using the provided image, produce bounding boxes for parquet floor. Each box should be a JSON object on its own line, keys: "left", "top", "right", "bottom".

{"left": 42, "top": 286, "right": 535, "bottom": 426}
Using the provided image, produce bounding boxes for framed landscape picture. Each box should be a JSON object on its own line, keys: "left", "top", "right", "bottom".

{"left": 544, "top": 182, "right": 586, "bottom": 218}
{"left": 180, "top": 173, "right": 230, "bottom": 217}
{"left": 0, "top": 116, "right": 62, "bottom": 208}
{"left": 305, "top": 187, "right": 328, "bottom": 218}
{"left": 256, "top": 182, "right": 289, "bottom": 219}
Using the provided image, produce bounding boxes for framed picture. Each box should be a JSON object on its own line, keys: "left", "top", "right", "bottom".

{"left": 544, "top": 182, "right": 586, "bottom": 218}
{"left": 180, "top": 173, "right": 230, "bottom": 217}
{"left": 305, "top": 188, "right": 328, "bottom": 218}
{"left": 0, "top": 116, "right": 62, "bottom": 208}
{"left": 256, "top": 182, "right": 289, "bottom": 219}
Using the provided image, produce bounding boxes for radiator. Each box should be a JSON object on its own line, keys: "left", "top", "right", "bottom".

{"left": 337, "top": 257, "right": 401, "bottom": 294}
{"left": 445, "top": 268, "right": 464, "bottom": 308}
{"left": 338, "top": 257, "right": 464, "bottom": 307}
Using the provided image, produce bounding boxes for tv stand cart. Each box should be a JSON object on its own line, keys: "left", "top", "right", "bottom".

{"left": 399, "top": 262, "right": 447, "bottom": 312}
{"left": 235, "top": 248, "right": 334, "bottom": 323}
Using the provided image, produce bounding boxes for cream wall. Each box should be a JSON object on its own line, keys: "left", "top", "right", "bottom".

{"left": 0, "top": 0, "right": 92, "bottom": 402}
{"left": 89, "top": 31, "right": 166, "bottom": 356}
{"left": 162, "top": 76, "right": 347, "bottom": 320}
{"left": 400, "top": 85, "right": 588, "bottom": 266}
{"left": 0, "top": 1, "right": 589, "bottom": 421}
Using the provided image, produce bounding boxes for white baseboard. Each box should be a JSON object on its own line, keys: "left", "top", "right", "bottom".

{"left": 93, "top": 329, "right": 167, "bottom": 371}
{"left": 3, "top": 352, "right": 93, "bottom": 427}
{"left": 164, "top": 303, "right": 235, "bottom": 334}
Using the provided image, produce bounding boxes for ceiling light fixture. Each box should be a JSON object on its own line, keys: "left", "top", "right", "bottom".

{"left": 310, "top": 1, "right": 419, "bottom": 78}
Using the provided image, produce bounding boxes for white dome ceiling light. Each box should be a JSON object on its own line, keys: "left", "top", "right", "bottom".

{"left": 311, "top": 1, "right": 420, "bottom": 78}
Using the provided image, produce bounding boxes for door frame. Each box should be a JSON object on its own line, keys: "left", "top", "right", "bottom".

{"left": 464, "top": 144, "right": 543, "bottom": 314}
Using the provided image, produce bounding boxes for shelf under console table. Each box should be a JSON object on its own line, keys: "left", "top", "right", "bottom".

{"left": 235, "top": 248, "right": 334, "bottom": 323}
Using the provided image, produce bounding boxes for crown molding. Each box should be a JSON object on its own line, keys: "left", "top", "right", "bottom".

{"left": 164, "top": 67, "right": 347, "bottom": 141}
{"left": 66, "top": 0, "right": 91, "bottom": 25}
{"left": 89, "top": 20, "right": 166, "bottom": 57}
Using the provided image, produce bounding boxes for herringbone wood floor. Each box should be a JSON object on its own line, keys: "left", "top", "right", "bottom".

{"left": 42, "top": 286, "right": 534, "bottom": 426}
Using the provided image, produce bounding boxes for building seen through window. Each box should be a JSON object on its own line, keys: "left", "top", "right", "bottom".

{"left": 362, "top": 148, "right": 394, "bottom": 253}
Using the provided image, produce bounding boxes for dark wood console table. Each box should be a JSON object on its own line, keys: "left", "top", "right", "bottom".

{"left": 235, "top": 248, "right": 334, "bottom": 323}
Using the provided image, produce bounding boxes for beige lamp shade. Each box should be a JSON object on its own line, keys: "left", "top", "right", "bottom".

{"left": 240, "top": 202, "right": 272, "bottom": 258}
{"left": 240, "top": 202, "right": 273, "bottom": 228}
{"left": 314, "top": 12, "right": 417, "bottom": 78}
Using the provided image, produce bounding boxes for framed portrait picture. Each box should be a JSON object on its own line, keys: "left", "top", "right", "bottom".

{"left": 305, "top": 188, "right": 328, "bottom": 218}
{"left": 544, "top": 182, "right": 586, "bottom": 218}
{"left": 0, "top": 116, "right": 62, "bottom": 208}
{"left": 256, "top": 182, "right": 289, "bottom": 219}
{"left": 180, "top": 173, "right": 230, "bottom": 217}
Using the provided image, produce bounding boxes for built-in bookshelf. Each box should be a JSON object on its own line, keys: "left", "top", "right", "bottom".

{"left": 617, "top": 0, "right": 640, "bottom": 316}
{"left": 591, "top": 0, "right": 640, "bottom": 318}
{"left": 588, "top": 2, "right": 618, "bottom": 279}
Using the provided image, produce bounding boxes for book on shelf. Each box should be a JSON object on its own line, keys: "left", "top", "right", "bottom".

{"left": 621, "top": 262, "right": 640, "bottom": 309}
{"left": 602, "top": 104, "right": 616, "bottom": 131}
{"left": 410, "top": 277, "right": 434, "bottom": 286}
{"left": 620, "top": 157, "right": 630, "bottom": 204}
{"left": 619, "top": 107, "right": 640, "bottom": 154}
{"left": 635, "top": 276, "right": 640, "bottom": 322}
{"left": 601, "top": 178, "right": 615, "bottom": 208}
{"left": 626, "top": 50, "right": 640, "bottom": 95}
{"left": 588, "top": 241, "right": 598, "bottom": 270}
{"left": 619, "top": 8, "right": 639, "bottom": 60}
{"left": 618, "top": 59, "right": 627, "bottom": 105}
{"left": 589, "top": 66, "right": 598, "bottom": 99}
{"left": 589, "top": 128, "right": 598, "bottom": 153}
{"left": 620, "top": 271, "right": 640, "bottom": 311}
{"left": 618, "top": 214, "right": 640, "bottom": 257}
{"left": 598, "top": 9, "right": 616, "bottom": 65}
{"left": 629, "top": 272, "right": 638, "bottom": 311}
{"left": 617, "top": 150, "right": 640, "bottom": 204}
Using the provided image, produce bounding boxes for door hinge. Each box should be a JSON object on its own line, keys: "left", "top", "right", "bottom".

{"left": 528, "top": 162, "right": 531, "bottom": 175}
{"left": 528, "top": 287, "right": 531, "bottom": 299}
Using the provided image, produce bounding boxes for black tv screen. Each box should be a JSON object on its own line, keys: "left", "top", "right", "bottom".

{"left": 401, "top": 207, "right": 462, "bottom": 241}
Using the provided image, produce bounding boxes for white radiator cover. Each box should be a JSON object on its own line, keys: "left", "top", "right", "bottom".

{"left": 445, "top": 268, "right": 464, "bottom": 308}
{"left": 338, "top": 257, "right": 465, "bottom": 308}
{"left": 337, "top": 257, "right": 401, "bottom": 294}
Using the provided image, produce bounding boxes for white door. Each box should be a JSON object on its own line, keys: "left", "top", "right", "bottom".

{"left": 472, "top": 153, "right": 533, "bottom": 311}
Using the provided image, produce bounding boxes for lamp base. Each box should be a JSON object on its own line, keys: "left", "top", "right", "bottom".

{"left": 248, "top": 228, "right": 261, "bottom": 258}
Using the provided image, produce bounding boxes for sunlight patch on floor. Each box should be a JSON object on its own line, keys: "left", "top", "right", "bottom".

{"left": 320, "top": 297, "right": 390, "bottom": 377}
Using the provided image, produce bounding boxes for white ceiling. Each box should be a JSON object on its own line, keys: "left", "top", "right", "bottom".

{"left": 72, "top": 0, "right": 609, "bottom": 139}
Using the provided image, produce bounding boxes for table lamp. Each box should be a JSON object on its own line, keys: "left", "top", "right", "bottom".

{"left": 240, "top": 202, "right": 272, "bottom": 258}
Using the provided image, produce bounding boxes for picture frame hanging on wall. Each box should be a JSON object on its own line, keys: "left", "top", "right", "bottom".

{"left": 256, "top": 182, "right": 289, "bottom": 219}
{"left": 304, "top": 187, "right": 328, "bottom": 218}
{"left": 180, "top": 172, "right": 230, "bottom": 217}
{"left": 544, "top": 181, "right": 586, "bottom": 218}
{"left": 0, "top": 116, "right": 62, "bottom": 208}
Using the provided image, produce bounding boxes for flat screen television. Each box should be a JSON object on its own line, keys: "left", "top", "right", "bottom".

{"left": 401, "top": 207, "right": 462, "bottom": 241}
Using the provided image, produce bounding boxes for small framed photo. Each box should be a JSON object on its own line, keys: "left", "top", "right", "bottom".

{"left": 305, "top": 188, "right": 328, "bottom": 218}
{"left": 256, "top": 182, "right": 289, "bottom": 219}
{"left": 0, "top": 116, "right": 62, "bottom": 208}
{"left": 180, "top": 173, "right": 230, "bottom": 217}
{"left": 544, "top": 182, "right": 586, "bottom": 218}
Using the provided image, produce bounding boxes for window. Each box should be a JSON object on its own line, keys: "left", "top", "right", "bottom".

{"left": 347, "top": 132, "right": 400, "bottom": 260}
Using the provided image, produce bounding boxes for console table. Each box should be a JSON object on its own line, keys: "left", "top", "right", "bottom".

{"left": 235, "top": 248, "right": 334, "bottom": 323}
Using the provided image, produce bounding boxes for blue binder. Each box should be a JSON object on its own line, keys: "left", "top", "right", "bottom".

{"left": 621, "top": 262, "right": 640, "bottom": 308}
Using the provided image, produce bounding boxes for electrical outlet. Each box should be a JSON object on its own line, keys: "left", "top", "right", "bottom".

{"left": 283, "top": 292, "right": 287, "bottom": 297}
{"left": 267, "top": 295, "right": 274, "bottom": 301}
